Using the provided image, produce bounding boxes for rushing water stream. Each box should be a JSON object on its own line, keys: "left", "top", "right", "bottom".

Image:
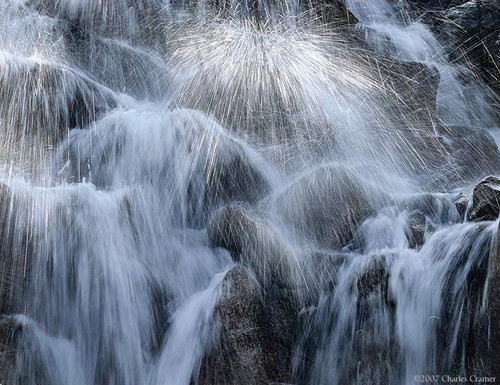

{"left": 0, "top": 1, "right": 499, "bottom": 384}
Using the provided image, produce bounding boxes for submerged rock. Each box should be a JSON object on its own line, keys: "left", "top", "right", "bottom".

{"left": 468, "top": 176, "right": 500, "bottom": 222}
{"left": 274, "top": 165, "right": 374, "bottom": 249}
{"left": 200, "top": 266, "right": 298, "bottom": 385}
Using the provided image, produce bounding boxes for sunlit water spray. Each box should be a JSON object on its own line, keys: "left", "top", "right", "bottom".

{"left": 0, "top": 1, "right": 499, "bottom": 384}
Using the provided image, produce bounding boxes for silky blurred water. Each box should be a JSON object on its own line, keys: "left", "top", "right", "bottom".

{"left": 0, "top": 1, "right": 498, "bottom": 384}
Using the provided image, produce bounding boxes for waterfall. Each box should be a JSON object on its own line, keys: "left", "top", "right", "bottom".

{"left": 346, "top": 0, "right": 498, "bottom": 128}
{"left": 0, "top": 1, "right": 499, "bottom": 384}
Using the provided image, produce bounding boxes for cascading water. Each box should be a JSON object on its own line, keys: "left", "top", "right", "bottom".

{"left": 346, "top": 0, "right": 499, "bottom": 128}
{"left": 0, "top": 1, "right": 499, "bottom": 385}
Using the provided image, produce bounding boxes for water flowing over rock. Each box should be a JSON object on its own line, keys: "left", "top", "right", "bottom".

{"left": 398, "top": 0, "right": 500, "bottom": 101}
{"left": 57, "top": 109, "right": 272, "bottom": 226}
{"left": 0, "top": 317, "right": 25, "bottom": 384}
{"left": 1, "top": 0, "right": 500, "bottom": 384}
{"left": 273, "top": 165, "right": 376, "bottom": 249}
{"left": 0, "top": 184, "right": 30, "bottom": 316}
{"left": 208, "top": 203, "right": 296, "bottom": 287}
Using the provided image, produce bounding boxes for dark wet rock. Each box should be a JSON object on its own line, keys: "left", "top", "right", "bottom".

{"left": 69, "top": 37, "right": 172, "bottom": 102}
{"left": 400, "top": 0, "right": 500, "bottom": 98}
{"left": 149, "top": 280, "right": 172, "bottom": 356}
{"left": 405, "top": 209, "right": 427, "bottom": 249}
{"left": 0, "top": 317, "right": 25, "bottom": 384}
{"left": 0, "top": 184, "right": 32, "bottom": 316}
{"left": 199, "top": 266, "right": 298, "bottom": 385}
{"left": 480, "top": 239, "right": 500, "bottom": 376}
{"left": 440, "top": 0, "right": 500, "bottom": 96}
{"left": 357, "top": 259, "right": 390, "bottom": 300}
{"left": 455, "top": 192, "right": 472, "bottom": 218}
{"left": 342, "top": 257, "right": 397, "bottom": 385}
{"left": 400, "top": 193, "right": 439, "bottom": 215}
{"left": 274, "top": 165, "right": 375, "bottom": 249}
{"left": 468, "top": 176, "right": 500, "bottom": 221}
{"left": 304, "top": 0, "right": 358, "bottom": 26}
{"left": 0, "top": 58, "right": 117, "bottom": 177}
{"left": 207, "top": 203, "right": 292, "bottom": 286}
{"left": 32, "top": 0, "right": 165, "bottom": 42}
{"left": 434, "top": 126, "right": 500, "bottom": 187}
{"left": 194, "top": 151, "right": 271, "bottom": 222}
{"left": 1, "top": 184, "right": 18, "bottom": 315}
{"left": 399, "top": 192, "right": 459, "bottom": 225}
{"left": 0, "top": 59, "right": 117, "bottom": 143}
{"left": 367, "top": 54, "right": 441, "bottom": 120}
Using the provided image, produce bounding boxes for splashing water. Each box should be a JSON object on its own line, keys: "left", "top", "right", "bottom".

{"left": 0, "top": 1, "right": 499, "bottom": 385}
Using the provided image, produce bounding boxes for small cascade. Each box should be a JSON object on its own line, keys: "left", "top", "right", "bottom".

{"left": 0, "top": 1, "right": 499, "bottom": 385}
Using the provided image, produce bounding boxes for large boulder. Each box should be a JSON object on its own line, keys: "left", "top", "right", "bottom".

{"left": 208, "top": 203, "right": 294, "bottom": 287}
{"left": 467, "top": 176, "right": 500, "bottom": 221}
{"left": 68, "top": 36, "right": 172, "bottom": 102}
{"left": 0, "top": 58, "right": 117, "bottom": 142}
{"left": 57, "top": 109, "right": 271, "bottom": 227}
{"left": 364, "top": 53, "right": 440, "bottom": 121}
{"left": 273, "top": 165, "right": 375, "bottom": 249}
{"left": 199, "top": 266, "right": 298, "bottom": 385}
{"left": 0, "top": 56, "right": 117, "bottom": 175}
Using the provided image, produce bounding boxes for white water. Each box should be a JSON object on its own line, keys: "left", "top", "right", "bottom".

{"left": 0, "top": 1, "right": 499, "bottom": 384}
{"left": 347, "top": 0, "right": 498, "bottom": 128}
